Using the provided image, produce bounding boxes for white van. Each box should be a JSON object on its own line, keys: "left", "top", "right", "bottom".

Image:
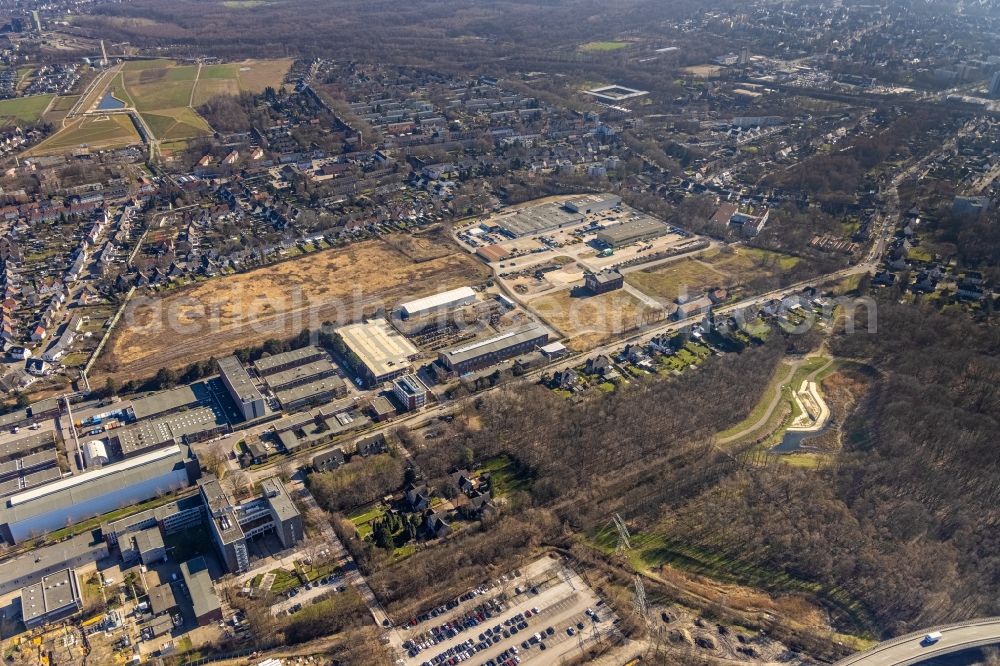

{"left": 922, "top": 631, "right": 942, "bottom": 645}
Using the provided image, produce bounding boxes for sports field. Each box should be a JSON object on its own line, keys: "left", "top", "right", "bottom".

{"left": 579, "top": 41, "right": 629, "bottom": 52}
{"left": 0, "top": 94, "right": 54, "bottom": 124}
{"left": 27, "top": 114, "right": 141, "bottom": 154}
{"left": 93, "top": 236, "right": 491, "bottom": 383}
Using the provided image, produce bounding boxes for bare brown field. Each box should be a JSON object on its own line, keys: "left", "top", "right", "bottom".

{"left": 529, "top": 287, "right": 666, "bottom": 351}
{"left": 94, "top": 237, "right": 490, "bottom": 383}
{"left": 381, "top": 226, "right": 455, "bottom": 262}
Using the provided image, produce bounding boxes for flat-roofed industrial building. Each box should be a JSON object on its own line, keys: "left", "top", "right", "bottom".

{"left": 0, "top": 533, "right": 108, "bottom": 596}
{"left": 129, "top": 381, "right": 215, "bottom": 421}
{"left": 263, "top": 360, "right": 340, "bottom": 392}
{"left": 0, "top": 431, "right": 59, "bottom": 500}
{"left": 438, "top": 324, "right": 549, "bottom": 374}
{"left": 20, "top": 568, "right": 82, "bottom": 628}
{"left": 490, "top": 202, "right": 582, "bottom": 238}
{"left": 563, "top": 193, "right": 621, "bottom": 214}
{"left": 0, "top": 444, "right": 198, "bottom": 544}
{"left": 218, "top": 356, "right": 266, "bottom": 421}
{"left": 109, "top": 405, "right": 229, "bottom": 459}
{"left": 181, "top": 556, "right": 222, "bottom": 626}
{"left": 253, "top": 345, "right": 328, "bottom": 377}
{"left": 398, "top": 287, "right": 476, "bottom": 319}
{"left": 275, "top": 376, "right": 348, "bottom": 412}
{"left": 595, "top": 216, "right": 669, "bottom": 248}
{"left": 337, "top": 320, "right": 420, "bottom": 386}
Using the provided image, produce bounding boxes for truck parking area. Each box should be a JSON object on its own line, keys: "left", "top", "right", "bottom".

{"left": 393, "top": 556, "right": 617, "bottom": 666}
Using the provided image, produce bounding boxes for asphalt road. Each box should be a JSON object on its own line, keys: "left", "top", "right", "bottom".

{"left": 834, "top": 618, "right": 1000, "bottom": 666}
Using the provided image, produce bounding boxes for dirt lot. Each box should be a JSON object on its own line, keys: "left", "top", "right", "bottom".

{"left": 381, "top": 226, "right": 456, "bottom": 262}
{"left": 529, "top": 288, "right": 665, "bottom": 351}
{"left": 94, "top": 238, "right": 490, "bottom": 383}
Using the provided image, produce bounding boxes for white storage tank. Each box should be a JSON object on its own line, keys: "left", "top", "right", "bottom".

{"left": 83, "top": 439, "right": 109, "bottom": 467}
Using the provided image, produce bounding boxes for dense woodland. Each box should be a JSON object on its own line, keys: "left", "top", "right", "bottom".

{"left": 318, "top": 298, "right": 1000, "bottom": 639}
{"left": 77, "top": 0, "right": 711, "bottom": 66}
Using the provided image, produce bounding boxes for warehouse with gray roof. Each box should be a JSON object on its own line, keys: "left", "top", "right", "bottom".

{"left": 20, "top": 568, "right": 82, "bottom": 628}
{"left": 438, "top": 323, "right": 550, "bottom": 374}
{"left": 253, "top": 345, "right": 329, "bottom": 376}
{"left": 595, "top": 215, "right": 669, "bottom": 248}
{"left": 0, "top": 444, "right": 198, "bottom": 544}
{"left": 181, "top": 556, "right": 222, "bottom": 626}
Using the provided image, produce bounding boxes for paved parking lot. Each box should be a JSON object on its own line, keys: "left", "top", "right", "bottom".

{"left": 393, "top": 556, "right": 617, "bottom": 666}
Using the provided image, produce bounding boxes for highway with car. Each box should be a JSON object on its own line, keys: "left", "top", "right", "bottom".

{"left": 834, "top": 618, "right": 1000, "bottom": 666}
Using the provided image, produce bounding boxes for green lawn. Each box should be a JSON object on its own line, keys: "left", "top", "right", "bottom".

{"left": 480, "top": 455, "right": 531, "bottom": 496}
{"left": 0, "top": 94, "right": 54, "bottom": 124}
{"left": 202, "top": 64, "right": 239, "bottom": 79}
{"left": 907, "top": 246, "right": 933, "bottom": 263}
{"left": 140, "top": 107, "right": 211, "bottom": 140}
{"left": 268, "top": 567, "right": 301, "bottom": 594}
{"left": 349, "top": 504, "right": 387, "bottom": 540}
{"left": 29, "top": 114, "right": 140, "bottom": 154}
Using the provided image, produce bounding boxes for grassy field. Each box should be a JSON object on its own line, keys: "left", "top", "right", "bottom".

{"left": 579, "top": 41, "right": 630, "bottom": 52}
{"left": 94, "top": 236, "right": 491, "bottom": 383}
{"left": 626, "top": 247, "right": 800, "bottom": 303}
{"left": 349, "top": 504, "right": 387, "bottom": 540}
{"left": 110, "top": 72, "right": 136, "bottom": 108}
{"left": 141, "top": 107, "right": 211, "bottom": 141}
{"left": 123, "top": 60, "right": 200, "bottom": 112}
{"left": 0, "top": 94, "right": 54, "bottom": 124}
{"left": 102, "top": 58, "right": 291, "bottom": 139}
{"left": 626, "top": 257, "right": 724, "bottom": 302}
{"left": 28, "top": 114, "right": 141, "bottom": 154}
{"left": 192, "top": 58, "right": 293, "bottom": 105}
{"left": 24, "top": 58, "right": 291, "bottom": 147}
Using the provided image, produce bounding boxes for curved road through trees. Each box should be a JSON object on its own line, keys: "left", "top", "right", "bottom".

{"left": 835, "top": 618, "right": 1000, "bottom": 666}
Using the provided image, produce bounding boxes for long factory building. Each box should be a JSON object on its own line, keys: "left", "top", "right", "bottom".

{"left": 0, "top": 443, "right": 198, "bottom": 544}
{"left": 438, "top": 323, "right": 550, "bottom": 374}
{"left": 398, "top": 286, "right": 477, "bottom": 319}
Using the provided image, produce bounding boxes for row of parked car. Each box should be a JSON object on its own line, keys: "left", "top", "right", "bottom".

{"left": 284, "top": 574, "right": 344, "bottom": 599}
{"left": 407, "top": 584, "right": 491, "bottom": 627}
{"left": 404, "top": 597, "right": 505, "bottom": 657}
{"left": 417, "top": 607, "right": 542, "bottom": 665}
